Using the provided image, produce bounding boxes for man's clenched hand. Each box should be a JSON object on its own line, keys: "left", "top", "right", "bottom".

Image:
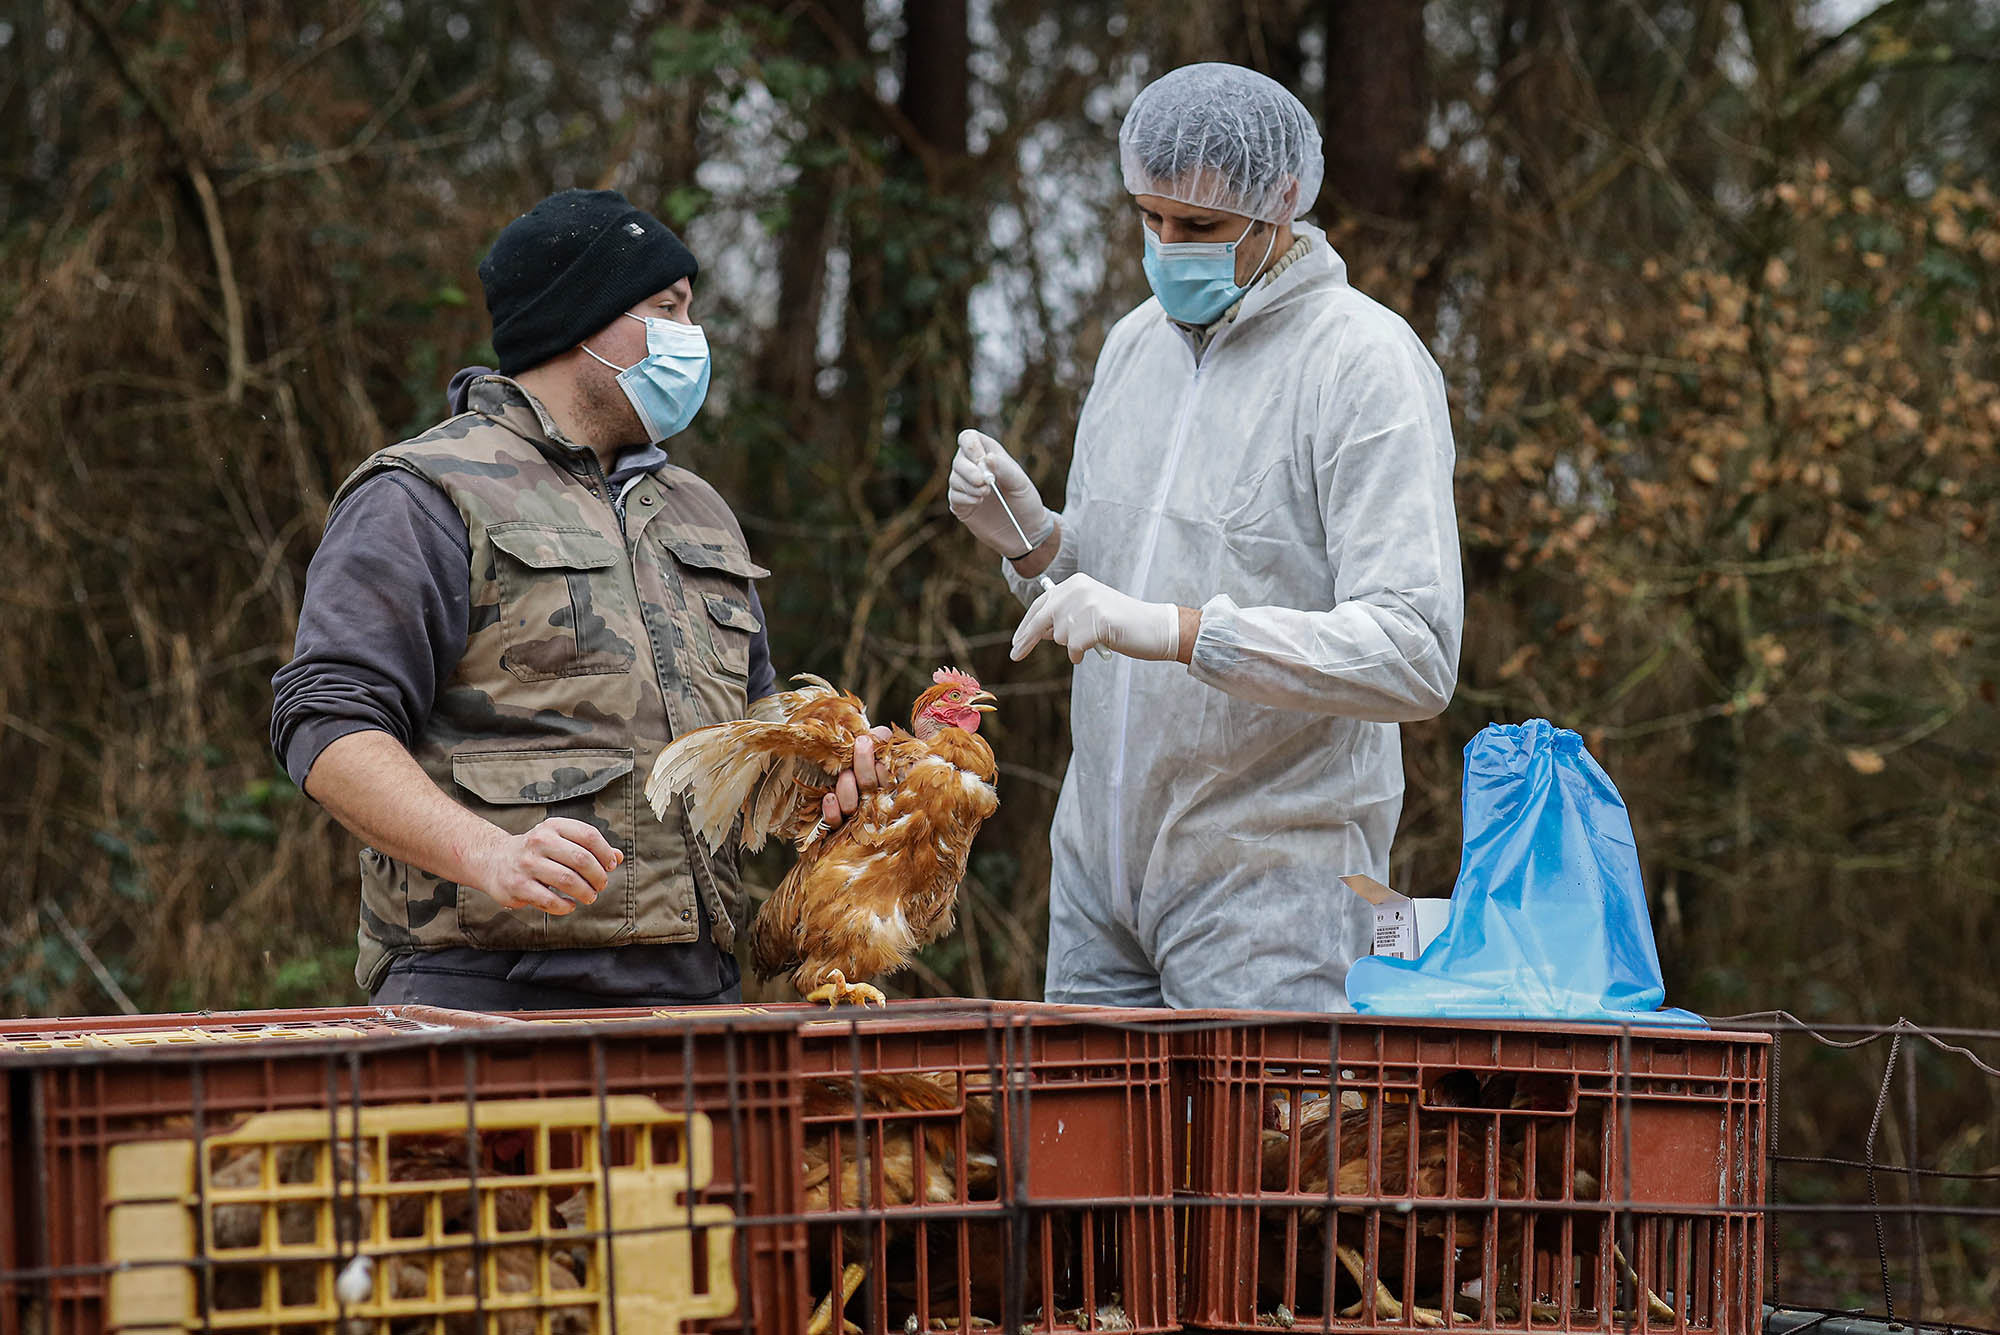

{"left": 468, "top": 818, "right": 622, "bottom": 915}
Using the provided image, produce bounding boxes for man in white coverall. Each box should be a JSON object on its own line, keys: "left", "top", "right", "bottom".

{"left": 948, "top": 63, "right": 1463, "bottom": 1011}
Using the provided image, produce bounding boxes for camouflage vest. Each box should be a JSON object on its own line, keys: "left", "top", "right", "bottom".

{"left": 331, "top": 376, "right": 767, "bottom": 989}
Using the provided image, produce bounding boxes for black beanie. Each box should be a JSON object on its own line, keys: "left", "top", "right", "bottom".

{"left": 477, "top": 189, "right": 700, "bottom": 376}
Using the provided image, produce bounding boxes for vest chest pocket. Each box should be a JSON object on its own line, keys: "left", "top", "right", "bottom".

{"left": 489, "top": 523, "right": 639, "bottom": 682}
{"left": 661, "top": 537, "right": 768, "bottom": 680}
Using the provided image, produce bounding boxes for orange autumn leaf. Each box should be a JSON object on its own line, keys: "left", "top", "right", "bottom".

{"left": 1844, "top": 748, "right": 1887, "bottom": 775}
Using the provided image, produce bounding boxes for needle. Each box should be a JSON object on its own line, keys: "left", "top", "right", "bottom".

{"left": 983, "top": 463, "right": 1111, "bottom": 660}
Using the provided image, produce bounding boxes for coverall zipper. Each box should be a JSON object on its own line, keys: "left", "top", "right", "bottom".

{"left": 1104, "top": 325, "right": 1229, "bottom": 923}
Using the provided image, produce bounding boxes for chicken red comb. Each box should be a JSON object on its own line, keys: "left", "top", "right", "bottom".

{"left": 932, "top": 666, "right": 982, "bottom": 691}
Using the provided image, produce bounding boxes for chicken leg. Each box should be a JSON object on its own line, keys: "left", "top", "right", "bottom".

{"left": 805, "top": 968, "right": 888, "bottom": 1008}
{"left": 1485, "top": 1245, "right": 1674, "bottom": 1325}
{"left": 1612, "top": 1244, "right": 1676, "bottom": 1322}
{"left": 1333, "top": 1245, "right": 1453, "bottom": 1328}
{"left": 806, "top": 1262, "right": 866, "bottom": 1335}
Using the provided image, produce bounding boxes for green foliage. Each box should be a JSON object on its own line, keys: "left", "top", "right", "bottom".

{"left": 89, "top": 827, "right": 155, "bottom": 902}
{"left": 664, "top": 185, "right": 713, "bottom": 227}
{"left": 0, "top": 933, "right": 82, "bottom": 1016}
{"left": 180, "top": 773, "right": 297, "bottom": 846}
{"left": 260, "top": 944, "right": 361, "bottom": 1010}
{"left": 760, "top": 56, "right": 833, "bottom": 106}
{"left": 651, "top": 21, "right": 756, "bottom": 83}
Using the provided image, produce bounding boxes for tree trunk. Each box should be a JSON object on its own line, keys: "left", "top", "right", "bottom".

{"left": 878, "top": 0, "right": 972, "bottom": 456}
{"left": 900, "top": 0, "right": 969, "bottom": 158}
{"left": 756, "top": 0, "right": 866, "bottom": 424}
{"left": 1319, "top": 0, "right": 1430, "bottom": 223}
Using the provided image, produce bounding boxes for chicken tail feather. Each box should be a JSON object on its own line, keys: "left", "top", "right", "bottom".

{"left": 646, "top": 722, "right": 793, "bottom": 850}
{"left": 646, "top": 674, "right": 868, "bottom": 851}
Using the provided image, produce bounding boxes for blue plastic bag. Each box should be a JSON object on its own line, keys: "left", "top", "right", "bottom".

{"left": 1346, "top": 719, "right": 1704, "bottom": 1027}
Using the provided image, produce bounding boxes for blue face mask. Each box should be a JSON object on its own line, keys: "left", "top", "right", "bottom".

{"left": 1141, "top": 217, "right": 1280, "bottom": 326}
{"left": 583, "top": 313, "right": 712, "bottom": 443}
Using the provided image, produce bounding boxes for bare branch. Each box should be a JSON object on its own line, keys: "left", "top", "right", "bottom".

{"left": 1783, "top": 44, "right": 1999, "bottom": 121}
{"left": 1796, "top": 0, "right": 1935, "bottom": 74}
{"left": 219, "top": 48, "right": 429, "bottom": 195}
{"left": 797, "top": 0, "right": 946, "bottom": 185}
{"left": 43, "top": 903, "right": 140, "bottom": 1015}
{"left": 217, "top": 5, "right": 377, "bottom": 127}
{"left": 67, "top": 0, "right": 247, "bottom": 403}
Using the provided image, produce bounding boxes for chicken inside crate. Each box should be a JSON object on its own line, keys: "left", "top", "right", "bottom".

{"left": 791, "top": 1007, "right": 1177, "bottom": 1335}
{"left": 1182, "top": 1017, "right": 1768, "bottom": 1333}
{"left": 100, "top": 1096, "right": 737, "bottom": 1335}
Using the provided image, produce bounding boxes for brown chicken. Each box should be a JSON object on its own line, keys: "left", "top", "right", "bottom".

{"left": 1468, "top": 1073, "right": 1678, "bottom": 1324}
{"left": 646, "top": 668, "right": 999, "bottom": 1006}
{"left": 803, "top": 1073, "right": 1002, "bottom": 1213}
{"left": 800, "top": 1073, "right": 1004, "bottom": 1333}
{"left": 1260, "top": 1084, "right": 1674, "bottom": 1326}
{"left": 1258, "top": 1092, "right": 1525, "bottom": 1328}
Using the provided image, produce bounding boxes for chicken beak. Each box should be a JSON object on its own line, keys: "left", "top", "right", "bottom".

{"left": 967, "top": 690, "right": 998, "bottom": 713}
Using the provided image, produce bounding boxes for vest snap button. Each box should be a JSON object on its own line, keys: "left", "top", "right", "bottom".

{"left": 640, "top": 495, "right": 654, "bottom": 506}
{"left": 680, "top": 909, "right": 693, "bottom": 921}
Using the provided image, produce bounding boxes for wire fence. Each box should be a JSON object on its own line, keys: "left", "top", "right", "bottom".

{"left": 0, "top": 1003, "right": 1992, "bottom": 1334}
{"left": 1711, "top": 1014, "right": 2000, "bottom": 1335}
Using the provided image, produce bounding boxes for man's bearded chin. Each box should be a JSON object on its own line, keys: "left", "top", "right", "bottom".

{"left": 577, "top": 369, "right": 649, "bottom": 448}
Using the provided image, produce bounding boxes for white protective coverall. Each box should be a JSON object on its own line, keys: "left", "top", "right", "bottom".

{"left": 1006, "top": 221, "right": 1462, "bottom": 1011}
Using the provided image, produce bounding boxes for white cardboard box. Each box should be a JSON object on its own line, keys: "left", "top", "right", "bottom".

{"left": 1340, "top": 874, "right": 1451, "bottom": 960}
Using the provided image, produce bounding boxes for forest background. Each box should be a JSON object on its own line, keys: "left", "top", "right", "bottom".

{"left": 1, "top": 0, "right": 1995, "bottom": 1315}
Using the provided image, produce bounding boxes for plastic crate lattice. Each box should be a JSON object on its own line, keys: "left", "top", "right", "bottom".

{"left": 99, "top": 1096, "right": 736, "bottom": 1334}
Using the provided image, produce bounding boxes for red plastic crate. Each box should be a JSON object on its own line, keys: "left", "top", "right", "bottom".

{"left": 1, "top": 1010, "right": 809, "bottom": 1335}
{"left": 1, "top": 1006, "right": 474, "bottom": 1335}
{"left": 0, "top": 1005, "right": 504, "bottom": 1054}
{"left": 1178, "top": 1014, "right": 1768, "bottom": 1333}
{"left": 792, "top": 1001, "right": 1180, "bottom": 1334}
{"left": 1, "top": 1075, "right": 17, "bottom": 1335}
{"left": 525, "top": 1000, "right": 1182, "bottom": 1333}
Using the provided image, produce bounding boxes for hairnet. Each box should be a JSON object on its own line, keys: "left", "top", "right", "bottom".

{"left": 1118, "top": 63, "right": 1324, "bottom": 224}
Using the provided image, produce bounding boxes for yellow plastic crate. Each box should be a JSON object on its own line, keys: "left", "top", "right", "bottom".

{"left": 102, "top": 1096, "right": 736, "bottom": 1334}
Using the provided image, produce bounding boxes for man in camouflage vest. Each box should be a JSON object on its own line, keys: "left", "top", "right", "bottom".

{"left": 272, "top": 189, "right": 881, "bottom": 1009}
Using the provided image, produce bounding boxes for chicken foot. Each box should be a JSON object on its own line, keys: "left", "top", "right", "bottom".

{"left": 1484, "top": 1244, "right": 1674, "bottom": 1325}
{"left": 807, "top": 1262, "right": 866, "bottom": 1335}
{"left": 1332, "top": 1245, "right": 1454, "bottom": 1329}
{"left": 1611, "top": 1244, "right": 1676, "bottom": 1322}
{"left": 1509, "top": 1298, "right": 1671, "bottom": 1327}
{"left": 805, "top": 968, "right": 888, "bottom": 1008}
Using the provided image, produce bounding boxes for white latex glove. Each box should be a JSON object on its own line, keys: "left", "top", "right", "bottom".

{"left": 948, "top": 429, "right": 1053, "bottom": 559}
{"left": 1011, "top": 573, "right": 1181, "bottom": 664}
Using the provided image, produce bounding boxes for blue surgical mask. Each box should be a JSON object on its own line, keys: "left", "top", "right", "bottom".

{"left": 1141, "top": 217, "right": 1279, "bottom": 326}
{"left": 582, "top": 313, "right": 712, "bottom": 443}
